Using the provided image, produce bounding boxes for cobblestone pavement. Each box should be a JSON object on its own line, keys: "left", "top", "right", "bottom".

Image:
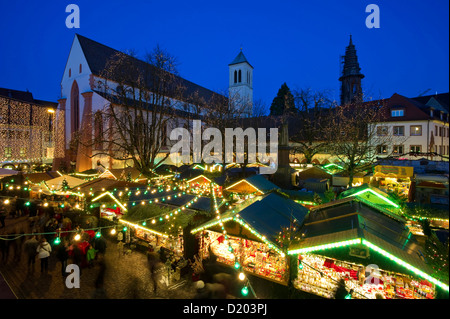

{"left": 0, "top": 215, "right": 197, "bottom": 299}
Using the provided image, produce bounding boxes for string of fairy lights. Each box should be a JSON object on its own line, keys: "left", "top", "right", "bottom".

{"left": 204, "top": 182, "right": 258, "bottom": 298}
{"left": 1, "top": 169, "right": 449, "bottom": 297}
{"left": 0, "top": 97, "right": 65, "bottom": 162}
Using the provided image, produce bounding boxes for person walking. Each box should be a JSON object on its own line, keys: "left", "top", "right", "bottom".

{"left": 56, "top": 240, "right": 69, "bottom": 277}
{"left": 23, "top": 235, "right": 39, "bottom": 273}
{"left": 86, "top": 244, "right": 97, "bottom": 268}
{"left": 94, "top": 234, "right": 107, "bottom": 259}
{"left": 36, "top": 238, "right": 52, "bottom": 274}
{"left": 0, "top": 204, "right": 7, "bottom": 228}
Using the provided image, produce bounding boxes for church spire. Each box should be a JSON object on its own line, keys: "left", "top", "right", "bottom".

{"left": 339, "top": 35, "right": 365, "bottom": 105}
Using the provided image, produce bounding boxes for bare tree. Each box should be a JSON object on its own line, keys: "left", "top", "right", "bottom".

{"left": 325, "top": 98, "right": 400, "bottom": 187}
{"left": 93, "top": 45, "right": 188, "bottom": 178}
{"left": 290, "top": 88, "right": 334, "bottom": 164}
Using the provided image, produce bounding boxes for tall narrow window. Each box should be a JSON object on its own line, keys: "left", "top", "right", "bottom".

{"left": 238, "top": 70, "right": 242, "bottom": 83}
{"left": 69, "top": 68, "right": 71, "bottom": 77}
{"left": 234, "top": 70, "right": 237, "bottom": 84}
{"left": 94, "top": 111, "right": 103, "bottom": 150}
{"left": 70, "top": 80, "right": 80, "bottom": 137}
{"left": 79, "top": 64, "right": 82, "bottom": 73}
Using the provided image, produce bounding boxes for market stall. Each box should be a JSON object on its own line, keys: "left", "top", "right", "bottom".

{"left": 224, "top": 174, "right": 279, "bottom": 201}
{"left": 288, "top": 197, "right": 448, "bottom": 299}
{"left": 192, "top": 192, "right": 309, "bottom": 285}
{"left": 371, "top": 165, "right": 414, "bottom": 197}
{"left": 294, "top": 253, "right": 436, "bottom": 299}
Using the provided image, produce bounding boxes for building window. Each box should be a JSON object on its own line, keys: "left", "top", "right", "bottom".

{"left": 4, "top": 147, "right": 12, "bottom": 158}
{"left": 20, "top": 147, "right": 26, "bottom": 157}
{"left": 410, "top": 125, "right": 422, "bottom": 136}
{"left": 79, "top": 64, "right": 82, "bottom": 73}
{"left": 410, "top": 145, "right": 421, "bottom": 153}
{"left": 234, "top": 70, "right": 237, "bottom": 84}
{"left": 94, "top": 111, "right": 103, "bottom": 150}
{"left": 393, "top": 126, "right": 405, "bottom": 136}
{"left": 391, "top": 109, "right": 404, "bottom": 117}
{"left": 376, "top": 126, "right": 388, "bottom": 136}
{"left": 238, "top": 70, "right": 242, "bottom": 83}
{"left": 439, "top": 126, "right": 442, "bottom": 137}
{"left": 70, "top": 80, "right": 80, "bottom": 137}
{"left": 393, "top": 145, "right": 404, "bottom": 155}
{"left": 376, "top": 145, "right": 388, "bottom": 154}
{"left": 69, "top": 68, "right": 71, "bottom": 77}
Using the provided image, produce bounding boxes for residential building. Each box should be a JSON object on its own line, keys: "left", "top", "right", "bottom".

{"left": 0, "top": 88, "right": 60, "bottom": 170}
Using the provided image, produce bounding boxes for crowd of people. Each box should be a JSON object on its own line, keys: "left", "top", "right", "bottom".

{"left": 0, "top": 201, "right": 107, "bottom": 279}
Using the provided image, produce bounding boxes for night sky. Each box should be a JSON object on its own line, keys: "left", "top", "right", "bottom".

{"left": 0, "top": 0, "right": 448, "bottom": 112}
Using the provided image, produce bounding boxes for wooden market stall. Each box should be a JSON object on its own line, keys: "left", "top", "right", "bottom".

{"left": 287, "top": 197, "right": 448, "bottom": 299}
{"left": 192, "top": 192, "right": 309, "bottom": 285}
{"left": 371, "top": 165, "right": 414, "bottom": 197}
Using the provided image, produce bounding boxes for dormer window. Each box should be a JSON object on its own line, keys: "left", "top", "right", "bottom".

{"left": 391, "top": 108, "right": 404, "bottom": 117}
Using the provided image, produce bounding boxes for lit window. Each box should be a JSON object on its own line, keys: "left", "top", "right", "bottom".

{"left": 393, "top": 145, "right": 404, "bottom": 155}
{"left": 410, "top": 145, "right": 421, "bottom": 153}
{"left": 410, "top": 125, "right": 422, "bottom": 136}
{"left": 391, "top": 109, "right": 404, "bottom": 117}
{"left": 376, "top": 145, "right": 387, "bottom": 154}
{"left": 4, "top": 147, "right": 12, "bottom": 158}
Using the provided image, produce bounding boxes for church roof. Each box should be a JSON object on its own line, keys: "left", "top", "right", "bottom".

{"left": 75, "top": 34, "right": 225, "bottom": 106}
{"left": 229, "top": 50, "right": 253, "bottom": 68}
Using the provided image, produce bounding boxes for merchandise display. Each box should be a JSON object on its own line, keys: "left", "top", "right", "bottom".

{"left": 294, "top": 254, "right": 436, "bottom": 299}
{"left": 135, "top": 227, "right": 184, "bottom": 256}
{"left": 200, "top": 230, "right": 288, "bottom": 284}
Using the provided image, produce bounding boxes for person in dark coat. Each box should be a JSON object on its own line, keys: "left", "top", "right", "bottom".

{"left": 94, "top": 235, "right": 107, "bottom": 258}
{"left": 56, "top": 240, "right": 69, "bottom": 277}
{"left": 23, "top": 235, "right": 39, "bottom": 272}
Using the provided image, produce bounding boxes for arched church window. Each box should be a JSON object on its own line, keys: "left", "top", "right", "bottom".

{"left": 238, "top": 70, "right": 242, "bottom": 83}
{"left": 69, "top": 68, "right": 71, "bottom": 77}
{"left": 79, "top": 64, "right": 82, "bottom": 73}
{"left": 94, "top": 111, "right": 103, "bottom": 150}
{"left": 234, "top": 70, "right": 237, "bottom": 84}
{"left": 70, "top": 80, "right": 80, "bottom": 137}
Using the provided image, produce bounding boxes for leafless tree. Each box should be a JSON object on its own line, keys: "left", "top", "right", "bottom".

{"left": 325, "top": 97, "right": 402, "bottom": 187}
{"left": 92, "top": 45, "right": 188, "bottom": 178}
{"left": 289, "top": 88, "right": 335, "bottom": 164}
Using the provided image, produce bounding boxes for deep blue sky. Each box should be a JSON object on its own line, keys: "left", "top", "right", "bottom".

{"left": 0, "top": 0, "right": 448, "bottom": 111}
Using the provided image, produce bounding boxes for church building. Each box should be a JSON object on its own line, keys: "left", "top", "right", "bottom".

{"left": 54, "top": 34, "right": 243, "bottom": 172}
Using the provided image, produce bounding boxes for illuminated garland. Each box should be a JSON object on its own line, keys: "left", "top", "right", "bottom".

{"left": 0, "top": 97, "right": 65, "bottom": 163}
{"left": 287, "top": 238, "right": 449, "bottom": 292}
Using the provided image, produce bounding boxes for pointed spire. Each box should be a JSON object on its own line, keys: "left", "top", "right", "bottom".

{"left": 340, "top": 35, "right": 364, "bottom": 79}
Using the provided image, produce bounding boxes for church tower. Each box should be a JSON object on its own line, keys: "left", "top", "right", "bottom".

{"left": 229, "top": 49, "right": 253, "bottom": 117}
{"left": 339, "top": 35, "right": 364, "bottom": 105}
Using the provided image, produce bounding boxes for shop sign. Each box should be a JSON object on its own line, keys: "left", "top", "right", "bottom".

{"left": 374, "top": 165, "right": 413, "bottom": 178}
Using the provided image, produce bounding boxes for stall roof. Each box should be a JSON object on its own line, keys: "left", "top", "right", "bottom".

{"left": 0, "top": 167, "right": 19, "bottom": 177}
{"left": 76, "top": 177, "right": 146, "bottom": 194}
{"left": 192, "top": 192, "right": 309, "bottom": 254}
{"left": 286, "top": 198, "right": 450, "bottom": 291}
{"left": 43, "top": 175, "right": 85, "bottom": 190}
{"left": 22, "top": 171, "right": 61, "bottom": 183}
{"left": 127, "top": 189, "right": 212, "bottom": 213}
{"left": 237, "top": 192, "right": 309, "bottom": 238}
{"left": 225, "top": 174, "right": 280, "bottom": 194}
{"left": 297, "top": 166, "right": 332, "bottom": 180}
{"left": 338, "top": 184, "right": 404, "bottom": 220}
